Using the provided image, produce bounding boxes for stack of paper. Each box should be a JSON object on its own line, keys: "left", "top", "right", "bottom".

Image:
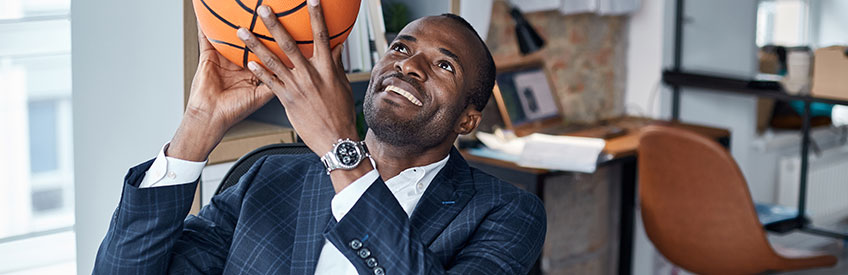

{"left": 518, "top": 133, "right": 606, "bottom": 173}
{"left": 475, "top": 132, "right": 606, "bottom": 173}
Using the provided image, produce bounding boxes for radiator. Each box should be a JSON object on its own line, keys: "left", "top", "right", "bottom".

{"left": 777, "top": 147, "right": 848, "bottom": 225}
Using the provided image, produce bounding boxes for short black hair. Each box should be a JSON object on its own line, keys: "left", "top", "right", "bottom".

{"left": 439, "top": 13, "right": 495, "bottom": 112}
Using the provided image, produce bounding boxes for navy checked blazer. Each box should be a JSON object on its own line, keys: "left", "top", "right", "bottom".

{"left": 93, "top": 147, "right": 547, "bottom": 274}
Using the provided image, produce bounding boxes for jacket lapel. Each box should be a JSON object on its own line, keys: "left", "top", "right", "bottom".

{"left": 409, "top": 148, "right": 476, "bottom": 246}
{"left": 290, "top": 163, "right": 335, "bottom": 275}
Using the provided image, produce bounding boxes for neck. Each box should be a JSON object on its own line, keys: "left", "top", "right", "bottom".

{"left": 364, "top": 130, "right": 455, "bottom": 180}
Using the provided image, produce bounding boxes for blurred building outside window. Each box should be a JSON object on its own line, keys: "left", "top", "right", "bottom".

{"left": 0, "top": 0, "right": 76, "bottom": 273}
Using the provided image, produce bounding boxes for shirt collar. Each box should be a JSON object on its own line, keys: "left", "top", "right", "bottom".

{"left": 382, "top": 155, "right": 450, "bottom": 196}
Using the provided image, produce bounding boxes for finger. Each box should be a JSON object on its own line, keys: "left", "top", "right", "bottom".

{"left": 331, "top": 44, "right": 345, "bottom": 77}
{"left": 238, "top": 27, "right": 293, "bottom": 82}
{"left": 197, "top": 26, "right": 214, "bottom": 52}
{"left": 247, "top": 61, "right": 293, "bottom": 103}
{"left": 307, "top": 0, "right": 332, "bottom": 61}
{"left": 257, "top": 5, "right": 310, "bottom": 69}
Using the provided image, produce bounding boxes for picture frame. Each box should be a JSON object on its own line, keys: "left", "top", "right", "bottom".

{"left": 492, "top": 60, "right": 562, "bottom": 136}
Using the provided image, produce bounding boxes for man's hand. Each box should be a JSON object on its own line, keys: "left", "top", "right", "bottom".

{"left": 168, "top": 29, "right": 275, "bottom": 162}
{"left": 239, "top": 0, "right": 372, "bottom": 192}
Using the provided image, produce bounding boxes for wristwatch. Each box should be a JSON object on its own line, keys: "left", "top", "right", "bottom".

{"left": 321, "top": 138, "right": 370, "bottom": 175}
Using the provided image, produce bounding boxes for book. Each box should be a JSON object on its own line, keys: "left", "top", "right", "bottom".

{"left": 366, "top": 0, "right": 388, "bottom": 58}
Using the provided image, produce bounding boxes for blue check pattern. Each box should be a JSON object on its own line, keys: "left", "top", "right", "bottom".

{"left": 93, "top": 148, "right": 546, "bottom": 274}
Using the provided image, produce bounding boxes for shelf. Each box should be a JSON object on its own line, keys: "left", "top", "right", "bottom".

{"left": 207, "top": 120, "right": 297, "bottom": 164}
{"left": 346, "top": 72, "right": 371, "bottom": 83}
{"left": 662, "top": 70, "right": 848, "bottom": 106}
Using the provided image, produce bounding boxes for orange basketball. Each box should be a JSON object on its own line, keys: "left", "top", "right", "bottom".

{"left": 193, "top": 0, "right": 361, "bottom": 68}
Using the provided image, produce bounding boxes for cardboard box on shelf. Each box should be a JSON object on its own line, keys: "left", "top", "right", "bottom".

{"left": 811, "top": 46, "right": 848, "bottom": 101}
{"left": 207, "top": 120, "right": 297, "bottom": 164}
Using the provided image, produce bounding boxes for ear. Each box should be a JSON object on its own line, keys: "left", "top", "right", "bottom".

{"left": 454, "top": 107, "right": 482, "bottom": 135}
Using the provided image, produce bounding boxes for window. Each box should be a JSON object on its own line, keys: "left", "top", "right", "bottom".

{"left": 756, "top": 0, "right": 810, "bottom": 47}
{"left": 0, "top": 0, "right": 75, "bottom": 273}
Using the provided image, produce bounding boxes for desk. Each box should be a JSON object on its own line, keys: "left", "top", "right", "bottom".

{"left": 461, "top": 117, "right": 729, "bottom": 275}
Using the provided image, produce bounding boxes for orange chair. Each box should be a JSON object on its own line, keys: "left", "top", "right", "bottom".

{"left": 637, "top": 125, "right": 837, "bottom": 274}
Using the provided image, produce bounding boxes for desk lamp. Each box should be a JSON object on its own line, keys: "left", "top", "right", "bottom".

{"left": 509, "top": 5, "right": 545, "bottom": 55}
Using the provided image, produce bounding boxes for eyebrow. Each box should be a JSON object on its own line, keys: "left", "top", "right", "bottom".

{"left": 396, "top": 34, "right": 463, "bottom": 70}
{"left": 439, "top": 48, "right": 462, "bottom": 69}
{"left": 397, "top": 34, "right": 417, "bottom": 42}
{"left": 439, "top": 48, "right": 459, "bottom": 62}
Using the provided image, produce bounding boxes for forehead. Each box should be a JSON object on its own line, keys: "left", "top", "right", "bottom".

{"left": 397, "top": 16, "right": 482, "bottom": 64}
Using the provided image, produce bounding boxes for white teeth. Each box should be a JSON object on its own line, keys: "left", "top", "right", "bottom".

{"left": 385, "top": 85, "right": 423, "bottom": 106}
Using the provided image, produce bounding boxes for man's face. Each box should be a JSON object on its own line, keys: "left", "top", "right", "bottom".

{"left": 364, "top": 16, "right": 484, "bottom": 148}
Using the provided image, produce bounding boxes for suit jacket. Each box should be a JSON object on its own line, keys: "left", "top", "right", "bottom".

{"left": 93, "top": 147, "right": 546, "bottom": 274}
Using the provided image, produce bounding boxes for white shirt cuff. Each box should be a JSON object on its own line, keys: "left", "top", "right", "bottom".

{"left": 138, "top": 143, "right": 207, "bottom": 188}
{"left": 330, "top": 169, "right": 379, "bottom": 221}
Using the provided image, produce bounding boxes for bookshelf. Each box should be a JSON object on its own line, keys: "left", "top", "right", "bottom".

{"left": 346, "top": 71, "right": 372, "bottom": 82}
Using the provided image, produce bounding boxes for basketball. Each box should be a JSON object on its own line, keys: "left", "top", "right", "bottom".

{"left": 193, "top": 0, "right": 361, "bottom": 68}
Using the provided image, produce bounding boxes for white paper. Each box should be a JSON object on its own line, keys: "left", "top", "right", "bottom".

{"left": 517, "top": 133, "right": 606, "bottom": 173}
{"left": 476, "top": 131, "right": 526, "bottom": 156}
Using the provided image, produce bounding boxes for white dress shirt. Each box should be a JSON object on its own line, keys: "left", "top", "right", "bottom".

{"left": 139, "top": 142, "right": 449, "bottom": 274}
{"left": 139, "top": 143, "right": 207, "bottom": 188}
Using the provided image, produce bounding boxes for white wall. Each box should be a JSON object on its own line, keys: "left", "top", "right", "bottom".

{"left": 71, "top": 0, "right": 185, "bottom": 273}
{"left": 659, "top": 0, "right": 759, "bottom": 181}
{"left": 631, "top": 0, "right": 760, "bottom": 273}
{"left": 659, "top": 0, "right": 759, "bottom": 183}
{"left": 811, "top": 0, "right": 848, "bottom": 47}
{"left": 624, "top": 0, "right": 664, "bottom": 118}
{"left": 460, "top": 0, "right": 493, "bottom": 41}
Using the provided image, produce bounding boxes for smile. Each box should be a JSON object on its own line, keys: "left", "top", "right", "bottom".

{"left": 385, "top": 85, "right": 423, "bottom": 106}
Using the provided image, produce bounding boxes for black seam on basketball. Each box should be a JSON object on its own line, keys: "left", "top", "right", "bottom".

{"left": 201, "top": 0, "right": 353, "bottom": 43}
{"left": 200, "top": 0, "right": 241, "bottom": 30}
{"left": 243, "top": 0, "right": 264, "bottom": 68}
{"left": 201, "top": 0, "right": 356, "bottom": 60}
{"left": 249, "top": 19, "right": 354, "bottom": 44}
{"left": 210, "top": 39, "right": 249, "bottom": 51}
{"left": 276, "top": 1, "right": 307, "bottom": 17}
{"left": 235, "top": 0, "right": 307, "bottom": 17}
{"left": 234, "top": 0, "right": 254, "bottom": 15}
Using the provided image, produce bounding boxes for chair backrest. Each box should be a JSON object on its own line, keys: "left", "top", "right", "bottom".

{"left": 216, "top": 143, "right": 313, "bottom": 195}
{"left": 637, "top": 125, "right": 782, "bottom": 274}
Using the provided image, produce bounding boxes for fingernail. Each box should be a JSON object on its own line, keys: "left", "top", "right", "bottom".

{"left": 237, "top": 28, "right": 249, "bottom": 40}
{"left": 258, "top": 5, "right": 271, "bottom": 18}
{"left": 309, "top": 0, "right": 319, "bottom": 7}
{"left": 247, "top": 61, "right": 258, "bottom": 71}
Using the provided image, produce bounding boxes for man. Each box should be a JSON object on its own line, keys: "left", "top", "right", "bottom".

{"left": 94, "top": 0, "right": 546, "bottom": 274}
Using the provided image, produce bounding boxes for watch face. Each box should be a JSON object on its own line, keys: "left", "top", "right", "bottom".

{"left": 335, "top": 141, "right": 360, "bottom": 167}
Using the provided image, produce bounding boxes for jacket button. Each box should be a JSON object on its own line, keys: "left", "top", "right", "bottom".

{"left": 349, "top": 239, "right": 363, "bottom": 250}
{"left": 366, "top": 257, "right": 378, "bottom": 268}
{"left": 373, "top": 266, "right": 385, "bottom": 275}
{"left": 358, "top": 248, "right": 371, "bottom": 258}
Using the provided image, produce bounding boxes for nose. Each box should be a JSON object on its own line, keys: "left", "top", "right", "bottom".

{"left": 394, "top": 53, "right": 427, "bottom": 82}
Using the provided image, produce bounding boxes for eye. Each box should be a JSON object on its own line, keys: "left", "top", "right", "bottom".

{"left": 438, "top": 61, "right": 454, "bottom": 73}
{"left": 390, "top": 43, "right": 409, "bottom": 54}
